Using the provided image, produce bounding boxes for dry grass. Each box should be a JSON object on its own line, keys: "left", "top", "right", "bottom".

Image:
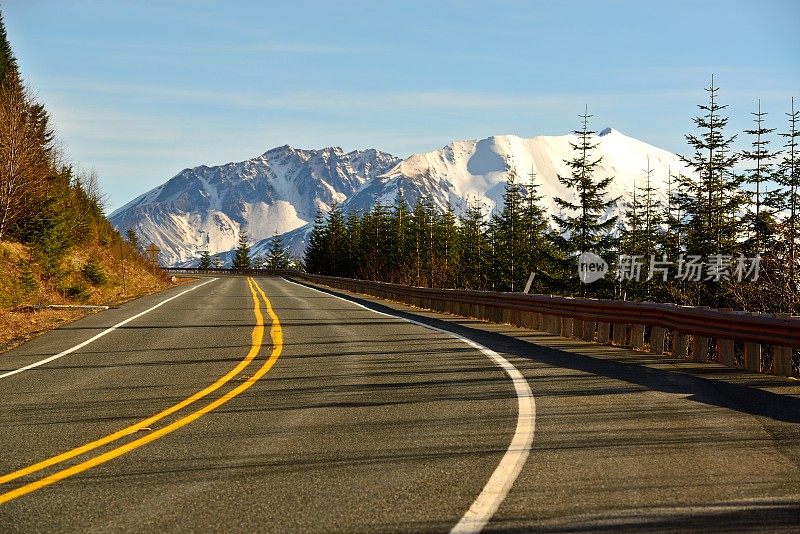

{"left": 0, "top": 240, "right": 195, "bottom": 353}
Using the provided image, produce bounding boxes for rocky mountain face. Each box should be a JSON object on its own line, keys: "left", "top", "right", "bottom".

{"left": 109, "top": 146, "right": 400, "bottom": 265}
{"left": 112, "top": 129, "right": 691, "bottom": 266}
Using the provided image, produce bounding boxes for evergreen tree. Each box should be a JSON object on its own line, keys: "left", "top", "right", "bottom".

{"left": 345, "top": 210, "right": 363, "bottom": 277}
{"left": 231, "top": 232, "right": 251, "bottom": 271}
{"left": 126, "top": 228, "right": 140, "bottom": 252}
{"left": 520, "top": 168, "right": 557, "bottom": 293}
{"left": 198, "top": 250, "right": 212, "bottom": 269}
{"left": 457, "top": 198, "right": 489, "bottom": 290}
{"left": 389, "top": 189, "right": 411, "bottom": 282}
{"left": 409, "top": 197, "right": 432, "bottom": 286}
{"left": 619, "top": 158, "right": 664, "bottom": 299}
{"left": 742, "top": 99, "right": 781, "bottom": 253}
{"left": 552, "top": 107, "right": 618, "bottom": 292}
{"left": 778, "top": 97, "right": 800, "bottom": 286}
{"left": 494, "top": 170, "right": 526, "bottom": 290}
{"left": 304, "top": 210, "right": 328, "bottom": 274}
{"left": 432, "top": 202, "right": 458, "bottom": 287}
{"left": 660, "top": 167, "right": 684, "bottom": 259}
{"left": 325, "top": 202, "right": 348, "bottom": 276}
{"left": 678, "top": 76, "right": 744, "bottom": 258}
{"left": 0, "top": 11, "right": 20, "bottom": 90}
{"left": 266, "top": 231, "right": 290, "bottom": 269}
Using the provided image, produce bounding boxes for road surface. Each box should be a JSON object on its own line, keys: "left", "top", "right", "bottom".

{"left": 1, "top": 276, "right": 798, "bottom": 532}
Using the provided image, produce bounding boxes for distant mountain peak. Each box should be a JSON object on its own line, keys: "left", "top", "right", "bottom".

{"left": 598, "top": 127, "right": 616, "bottom": 136}
{"left": 110, "top": 145, "right": 401, "bottom": 265}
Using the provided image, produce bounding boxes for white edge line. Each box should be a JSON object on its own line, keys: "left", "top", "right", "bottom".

{"left": 0, "top": 278, "right": 219, "bottom": 379}
{"left": 282, "top": 277, "right": 535, "bottom": 534}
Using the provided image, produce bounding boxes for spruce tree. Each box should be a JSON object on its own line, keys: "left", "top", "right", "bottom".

{"left": 495, "top": 170, "right": 526, "bottom": 291}
{"left": 660, "top": 167, "right": 684, "bottom": 260}
{"left": 432, "top": 202, "right": 458, "bottom": 287}
{"left": 304, "top": 210, "right": 328, "bottom": 274}
{"left": 126, "top": 228, "right": 140, "bottom": 251}
{"left": 521, "top": 168, "right": 556, "bottom": 293}
{"left": 678, "top": 76, "right": 744, "bottom": 258}
{"left": 390, "top": 189, "right": 411, "bottom": 282}
{"left": 0, "top": 11, "right": 20, "bottom": 89}
{"left": 742, "top": 99, "right": 781, "bottom": 253}
{"left": 552, "top": 107, "right": 618, "bottom": 292}
{"left": 198, "top": 250, "right": 212, "bottom": 269}
{"left": 457, "top": 198, "right": 489, "bottom": 290}
{"left": 325, "top": 201, "right": 348, "bottom": 276}
{"left": 231, "top": 232, "right": 251, "bottom": 271}
{"left": 266, "top": 231, "right": 290, "bottom": 269}
{"left": 778, "top": 97, "right": 800, "bottom": 286}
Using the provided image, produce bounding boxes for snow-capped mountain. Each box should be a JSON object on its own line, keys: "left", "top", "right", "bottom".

{"left": 112, "top": 129, "right": 691, "bottom": 267}
{"left": 109, "top": 146, "right": 400, "bottom": 265}
{"left": 343, "top": 128, "right": 689, "bottom": 219}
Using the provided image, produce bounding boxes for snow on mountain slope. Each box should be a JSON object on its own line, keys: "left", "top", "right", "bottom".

{"left": 344, "top": 128, "right": 691, "bottom": 221}
{"left": 110, "top": 146, "right": 400, "bottom": 265}
{"left": 113, "top": 129, "right": 691, "bottom": 267}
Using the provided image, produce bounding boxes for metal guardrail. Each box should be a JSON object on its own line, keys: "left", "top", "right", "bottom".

{"left": 164, "top": 267, "right": 799, "bottom": 376}
{"left": 290, "top": 273, "right": 800, "bottom": 347}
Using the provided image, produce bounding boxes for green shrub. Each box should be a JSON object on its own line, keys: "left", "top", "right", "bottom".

{"left": 19, "top": 262, "right": 37, "bottom": 294}
{"left": 65, "top": 283, "right": 89, "bottom": 301}
{"left": 82, "top": 258, "right": 107, "bottom": 286}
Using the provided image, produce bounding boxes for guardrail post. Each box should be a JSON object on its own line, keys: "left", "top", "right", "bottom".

{"left": 573, "top": 319, "right": 583, "bottom": 339}
{"left": 717, "top": 338, "right": 735, "bottom": 367}
{"left": 744, "top": 341, "right": 762, "bottom": 373}
{"left": 650, "top": 327, "right": 665, "bottom": 354}
{"left": 549, "top": 315, "right": 561, "bottom": 335}
{"left": 597, "top": 322, "right": 610, "bottom": 343}
{"left": 715, "top": 308, "right": 735, "bottom": 367}
{"left": 582, "top": 321, "right": 596, "bottom": 341}
{"left": 630, "top": 324, "right": 645, "bottom": 350}
{"left": 744, "top": 312, "right": 762, "bottom": 372}
{"left": 692, "top": 335, "right": 709, "bottom": 363}
{"left": 673, "top": 332, "right": 688, "bottom": 358}
{"left": 562, "top": 317, "right": 574, "bottom": 338}
{"left": 612, "top": 323, "right": 627, "bottom": 345}
{"left": 773, "top": 314, "right": 792, "bottom": 376}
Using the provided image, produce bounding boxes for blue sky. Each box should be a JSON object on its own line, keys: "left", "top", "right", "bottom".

{"left": 3, "top": 0, "right": 799, "bottom": 212}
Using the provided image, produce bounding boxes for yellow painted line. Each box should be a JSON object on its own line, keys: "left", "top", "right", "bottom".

{"left": 0, "top": 277, "right": 263, "bottom": 487}
{"left": 0, "top": 277, "right": 281, "bottom": 505}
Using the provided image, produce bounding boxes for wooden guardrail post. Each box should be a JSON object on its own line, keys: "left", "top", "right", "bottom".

{"left": 630, "top": 324, "right": 645, "bottom": 350}
{"left": 612, "top": 323, "right": 627, "bottom": 345}
{"left": 597, "top": 322, "right": 610, "bottom": 343}
{"left": 673, "top": 332, "right": 688, "bottom": 358}
{"left": 562, "top": 317, "right": 574, "bottom": 338}
{"left": 717, "top": 338, "right": 735, "bottom": 367}
{"left": 716, "top": 309, "right": 735, "bottom": 367}
{"left": 650, "top": 327, "right": 665, "bottom": 354}
{"left": 744, "top": 312, "right": 762, "bottom": 372}
{"left": 745, "top": 341, "right": 761, "bottom": 372}
{"left": 573, "top": 319, "right": 584, "bottom": 339}
{"left": 582, "top": 321, "right": 596, "bottom": 342}
{"left": 773, "top": 314, "right": 792, "bottom": 376}
{"left": 692, "top": 335, "right": 709, "bottom": 363}
{"left": 549, "top": 315, "right": 561, "bottom": 335}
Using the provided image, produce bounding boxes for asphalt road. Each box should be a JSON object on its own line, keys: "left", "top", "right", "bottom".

{"left": 1, "top": 276, "right": 798, "bottom": 533}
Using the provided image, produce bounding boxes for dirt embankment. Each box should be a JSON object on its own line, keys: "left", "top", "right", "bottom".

{"left": 0, "top": 240, "right": 193, "bottom": 353}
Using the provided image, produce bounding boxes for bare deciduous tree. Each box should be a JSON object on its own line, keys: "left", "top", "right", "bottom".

{"left": 0, "top": 85, "right": 52, "bottom": 241}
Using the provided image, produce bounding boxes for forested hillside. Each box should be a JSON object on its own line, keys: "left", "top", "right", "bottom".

{"left": 0, "top": 11, "right": 174, "bottom": 350}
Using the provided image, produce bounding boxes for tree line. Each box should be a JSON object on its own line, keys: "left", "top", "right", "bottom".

{"left": 304, "top": 79, "right": 800, "bottom": 314}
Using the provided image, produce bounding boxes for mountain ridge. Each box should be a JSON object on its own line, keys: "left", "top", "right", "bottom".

{"left": 111, "top": 129, "right": 693, "bottom": 266}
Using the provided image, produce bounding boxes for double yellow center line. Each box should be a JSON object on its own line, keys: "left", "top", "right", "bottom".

{"left": 0, "top": 277, "right": 281, "bottom": 504}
